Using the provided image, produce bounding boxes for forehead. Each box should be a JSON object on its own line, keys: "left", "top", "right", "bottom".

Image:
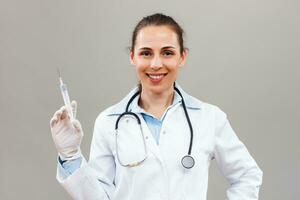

{"left": 135, "top": 26, "right": 179, "bottom": 49}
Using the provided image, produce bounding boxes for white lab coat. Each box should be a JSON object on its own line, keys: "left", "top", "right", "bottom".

{"left": 56, "top": 85, "right": 263, "bottom": 200}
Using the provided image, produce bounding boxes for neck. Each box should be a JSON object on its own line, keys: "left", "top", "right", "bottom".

{"left": 139, "top": 86, "right": 174, "bottom": 119}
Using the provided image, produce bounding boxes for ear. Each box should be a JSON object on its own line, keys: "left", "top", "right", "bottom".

{"left": 129, "top": 51, "right": 135, "bottom": 66}
{"left": 179, "top": 49, "right": 187, "bottom": 67}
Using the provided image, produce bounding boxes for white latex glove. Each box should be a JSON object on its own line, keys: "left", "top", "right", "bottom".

{"left": 50, "top": 101, "right": 83, "bottom": 160}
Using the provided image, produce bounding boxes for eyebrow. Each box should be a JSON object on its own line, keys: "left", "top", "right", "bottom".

{"left": 138, "top": 46, "right": 176, "bottom": 51}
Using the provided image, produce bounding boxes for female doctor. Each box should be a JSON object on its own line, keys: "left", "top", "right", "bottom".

{"left": 50, "top": 13, "right": 263, "bottom": 200}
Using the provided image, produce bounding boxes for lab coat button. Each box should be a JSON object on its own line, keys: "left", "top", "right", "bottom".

{"left": 162, "top": 130, "right": 166, "bottom": 134}
{"left": 145, "top": 136, "right": 149, "bottom": 139}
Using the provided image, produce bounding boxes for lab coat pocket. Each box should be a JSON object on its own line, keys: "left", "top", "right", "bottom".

{"left": 192, "top": 148, "right": 213, "bottom": 174}
{"left": 182, "top": 150, "right": 211, "bottom": 198}
{"left": 115, "top": 115, "right": 147, "bottom": 167}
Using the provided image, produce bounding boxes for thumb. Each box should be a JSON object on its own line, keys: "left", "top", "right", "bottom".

{"left": 71, "top": 100, "right": 77, "bottom": 119}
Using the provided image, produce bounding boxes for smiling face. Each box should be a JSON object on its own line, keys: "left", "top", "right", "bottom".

{"left": 130, "top": 25, "right": 186, "bottom": 94}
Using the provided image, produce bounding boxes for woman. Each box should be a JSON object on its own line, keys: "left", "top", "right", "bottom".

{"left": 50, "top": 13, "right": 263, "bottom": 200}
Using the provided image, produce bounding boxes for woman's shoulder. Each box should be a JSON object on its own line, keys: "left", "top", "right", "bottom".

{"left": 184, "top": 92, "right": 227, "bottom": 120}
{"left": 176, "top": 85, "right": 226, "bottom": 116}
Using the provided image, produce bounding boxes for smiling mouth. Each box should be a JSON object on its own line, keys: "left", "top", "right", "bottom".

{"left": 146, "top": 73, "right": 168, "bottom": 80}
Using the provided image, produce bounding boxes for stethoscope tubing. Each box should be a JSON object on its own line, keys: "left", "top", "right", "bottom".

{"left": 115, "top": 83, "right": 195, "bottom": 169}
{"left": 173, "top": 86, "right": 194, "bottom": 156}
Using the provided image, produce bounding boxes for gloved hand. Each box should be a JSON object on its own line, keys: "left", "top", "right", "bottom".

{"left": 50, "top": 101, "right": 83, "bottom": 160}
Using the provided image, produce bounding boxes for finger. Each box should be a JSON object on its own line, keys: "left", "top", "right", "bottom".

{"left": 71, "top": 100, "right": 77, "bottom": 119}
{"left": 55, "top": 109, "right": 63, "bottom": 118}
{"left": 55, "top": 107, "right": 66, "bottom": 121}
{"left": 72, "top": 119, "right": 83, "bottom": 133}
{"left": 50, "top": 117, "right": 57, "bottom": 127}
{"left": 59, "top": 105, "right": 65, "bottom": 112}
{"left": 50, "top": 109, "right": 63, "bottom": 127}
{"left": 60, "top": 108, "right": 69, "bottom": 120}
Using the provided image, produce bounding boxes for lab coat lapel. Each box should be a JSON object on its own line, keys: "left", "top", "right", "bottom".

{"left": 139, "top": 115, "right": 164, "bottom": 164}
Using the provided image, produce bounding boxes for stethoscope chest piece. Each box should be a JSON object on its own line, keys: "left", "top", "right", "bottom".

{"left": 181, "top": 155, "right": 195, "bottom": 169}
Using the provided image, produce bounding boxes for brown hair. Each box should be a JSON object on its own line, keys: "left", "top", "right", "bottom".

{"left": 130, "top": 13, "right": 186, "bottom": 54}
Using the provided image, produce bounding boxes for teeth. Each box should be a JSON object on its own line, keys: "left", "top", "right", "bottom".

{"left": 149, "top": 74, "right": 164, "bottom": 80}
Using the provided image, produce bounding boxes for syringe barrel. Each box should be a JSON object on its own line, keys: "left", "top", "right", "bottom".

{"left": 59, "top": 83, "right": 74, "bottom": 120}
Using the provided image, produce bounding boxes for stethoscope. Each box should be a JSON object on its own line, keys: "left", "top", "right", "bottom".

{"left": 115, "top": 84, "right": 195, "bottom": 169}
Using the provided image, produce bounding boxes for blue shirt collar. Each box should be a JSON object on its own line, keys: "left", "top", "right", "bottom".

{"left": 106, "top": 82, "right": 202, "bottom": 116}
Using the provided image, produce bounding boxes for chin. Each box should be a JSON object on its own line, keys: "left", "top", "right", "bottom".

{"left": 143, "top": 82, "right": 173, "bottom": 94}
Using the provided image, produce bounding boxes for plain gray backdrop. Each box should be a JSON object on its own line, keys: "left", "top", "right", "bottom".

{"left": 1, "top": 0, "right": 299, "bottom": 199}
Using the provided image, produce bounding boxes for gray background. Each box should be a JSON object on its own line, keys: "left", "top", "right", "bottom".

{"left": 0, "top": 0, "right": 299, "bottom": 199}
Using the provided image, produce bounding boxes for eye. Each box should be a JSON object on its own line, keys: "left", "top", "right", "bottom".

{"left": 140, "top": 51, "right": 152, "bottom": 57}
{"left": 163, "top": 50, "right": 174, "bottom": 57}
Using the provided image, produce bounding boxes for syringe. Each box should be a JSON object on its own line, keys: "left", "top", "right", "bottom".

{"left": 57, "top": 68, "right": 75, "bottom": 121}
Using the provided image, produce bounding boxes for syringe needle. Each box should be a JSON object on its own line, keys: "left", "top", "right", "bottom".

{"left": 57, "top": 67, "right": 63, "bottom": 85}
{"left": 57, "top": 67, "right": 61, "bottom": 78}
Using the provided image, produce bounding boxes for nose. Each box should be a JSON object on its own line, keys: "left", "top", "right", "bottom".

{"left": 150, "top": 55, "right": 163, "bottom": 70}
